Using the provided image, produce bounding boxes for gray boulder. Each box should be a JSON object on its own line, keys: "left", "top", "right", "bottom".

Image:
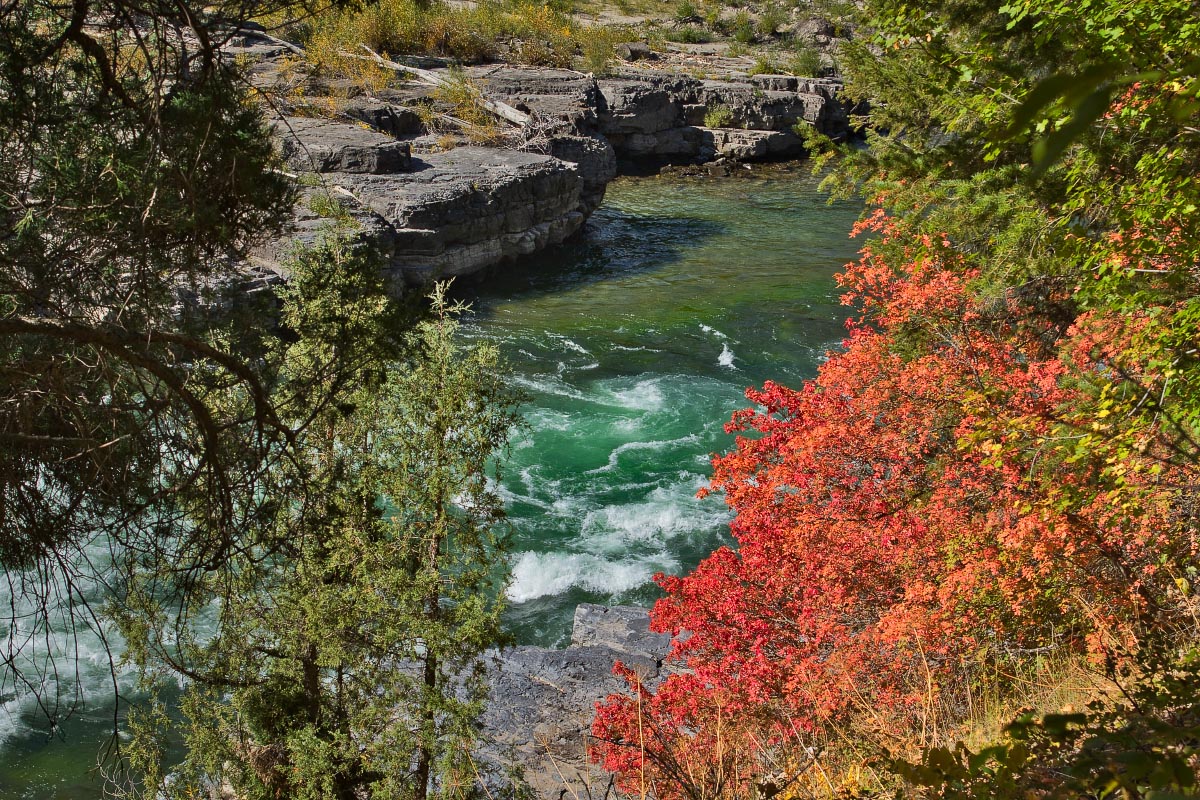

{"left": 476, "top": 605, "right": 673, "bottom": 798}
{"left": 340, "top": 100, "right": 426, "bottom": 137}
{"left": 615, "top": 41, "right": 655, "bottom": 62}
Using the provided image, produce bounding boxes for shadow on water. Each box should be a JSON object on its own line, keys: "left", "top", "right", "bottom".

{"left": 454, "top": 208, "right": 727, "bottom": 311}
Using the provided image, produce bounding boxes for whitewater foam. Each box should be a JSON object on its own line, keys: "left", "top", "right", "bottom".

{"left": 718, "top": 343, "right": 736, "bottom": 368}
{"left": 506, "top": 551, "right": 679, "bottom": 603}
{"left": 0, "top": 543, "right": 135, "bottom": 745}
{"left": 585, "top": 434, "right": 701, "bottom": 474}
{"left": 579, "top": 480, "right": 731, "bottom": 549}
{"left": 604, "top": 377, "right": 666, "bottom": 412}
{"left": 556, "top": 337, "right": 591, "bottom": 355}
{"left": 510, "top": 374, "right": 591, "bottom": 404}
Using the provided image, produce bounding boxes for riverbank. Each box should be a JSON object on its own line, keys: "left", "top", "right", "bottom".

{"left": 225, "top": 27, "right": 854, "bottom": 288}
{"left": 0, "top": 168, "right": 862, "bottom": 800}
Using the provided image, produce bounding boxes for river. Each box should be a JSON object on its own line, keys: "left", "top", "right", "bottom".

{"left": 0, "top": 167, "right": 862, "bottom": 797}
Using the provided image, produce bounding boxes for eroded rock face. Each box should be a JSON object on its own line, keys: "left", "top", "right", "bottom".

{"left": 253, "top": 148, "right": 584, "bottom": 287}
{"left": 476, "top": 605, "right": 672, "bottom": 798}
{"left": 227, "top": 32, "right": 854, "bottom": 290}
{"left": 547, "top": 134, "right": 619, "bottom": 212}
{"left": 598, "top": 74, "right": 695, "bottom": 136}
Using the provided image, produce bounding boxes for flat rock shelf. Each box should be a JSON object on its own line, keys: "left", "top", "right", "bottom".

{"left": 224, "top": 33, "right": 854, "bottom": 288}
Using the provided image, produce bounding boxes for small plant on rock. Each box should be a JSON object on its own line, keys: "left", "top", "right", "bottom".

{"left": 787, "top": 42, "right": 822, "bottom": 76}
{"left": 667, "top": 25, "right": 712, "bottom": 43}
{"left": 704, "top": 103, "right": 734, "bottom": 128}
{"left": 748, "top": 55, "right": 781, "bottom": 75}
{"left": 673, "top": 0, "right": 698, "bottom": 22}
{"left": 757, "top": 4, "right": 787, "bottom": 37}
{"left": 731, "top": 10, "right": 755, "bottom": 42}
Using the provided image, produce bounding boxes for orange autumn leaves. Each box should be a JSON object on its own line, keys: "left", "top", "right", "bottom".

{"left": 591, "top": 211, "right": 1194, "bottom": 799}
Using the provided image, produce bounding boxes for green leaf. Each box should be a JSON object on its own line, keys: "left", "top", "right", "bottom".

{"left": 1006, "top": 62, "right": 1119, "bottom": 137}
{"left": 1032, "top": 86, "right": 1113, "bottom": 174}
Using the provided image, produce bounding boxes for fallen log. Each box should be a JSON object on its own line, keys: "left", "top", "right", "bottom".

{"left": 353, "top": 45, "right": 532, "bottom": 128}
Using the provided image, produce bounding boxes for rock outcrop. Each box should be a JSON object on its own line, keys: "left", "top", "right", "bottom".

{"left": 592, "top": 69, "right": 845, "bottom": 162}
{"left": 251, "top": 133, "right": 586, "bottom": 287}
{"left": 476, "top": 604, "right": 672, "bottom": 797}
{"left": 276, "top": 116, "right": 414, "bottom": 174}
{"left": 226, "top": 34, "right": 853, "bottom": 289}
{"left": 339, "top": 147, "right": 584, "bottom": 285}
{"left": 477, "top": 65, "right": 848, "bottom": 165}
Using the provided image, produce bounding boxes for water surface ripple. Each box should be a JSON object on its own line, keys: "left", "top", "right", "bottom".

{"left": 458, "top": 170, "right": 863, "bottom": 646}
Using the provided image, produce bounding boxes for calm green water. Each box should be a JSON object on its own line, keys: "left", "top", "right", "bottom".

{"left": 0, "top": 168, "right": 861, "bottom": 797}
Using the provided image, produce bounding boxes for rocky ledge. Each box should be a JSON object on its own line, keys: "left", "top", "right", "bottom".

{"left": 254, "top": 138, "right": 585, "bottom": 288}
{"left": 228, "top": 34, "right": 853, "bottom": 289}
{"left": 476, "top": 604, "right": 672, "bottom": 798}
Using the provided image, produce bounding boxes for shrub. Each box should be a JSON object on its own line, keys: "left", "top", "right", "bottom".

{"left": 304, "top": 0, "right": 588, "bottom": 75}
{"left": 748, "top": 54, "right": 780, "bottom": 75}
{"left": 895, "top": 636, "right": 1200, "bottom": 799}
{"left": 703, "top": 103, "right": 734, "bottom": 127}
{"left": 579, "top": 26, "right": 629, "bottom": 75}
{"left": 731, "top": 10, "right": 755, "bottom": 42}
{"left": 787, "top": 42, "right": 822, "bottom": 76}
{"left": 673, "top": 0, "right": 698, "bottom": 21}
{"left": 666, "top": 25, "right": 712, "bottom": 44}
{"left": 592, "top": 211, "right": 1197, "bottom": 800}
{"left": 757, "top": 4, "right": 787, "bottom": 37}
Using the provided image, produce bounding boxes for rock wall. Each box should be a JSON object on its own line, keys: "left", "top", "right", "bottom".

{"left": 230, "top": 34, "right": 852, "bottom": 289}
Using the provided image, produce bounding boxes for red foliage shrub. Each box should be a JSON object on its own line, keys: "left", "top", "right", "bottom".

{"left": 591, "top": 212, "right": 1195, "bottom": 799}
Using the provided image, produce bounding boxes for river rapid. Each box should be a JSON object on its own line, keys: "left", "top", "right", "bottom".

{"left": 0, "top": 168, "right": 862, "bottom": 797}
{"left": 460, "top": 168, "right": 862, "bottom": 646}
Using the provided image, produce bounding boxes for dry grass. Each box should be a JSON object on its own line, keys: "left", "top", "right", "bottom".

{"left": 302, "top": 0, "right": 626, "bottom": 78}
{"left": 769, "top": 649, "right": 1116, "bottom": 799}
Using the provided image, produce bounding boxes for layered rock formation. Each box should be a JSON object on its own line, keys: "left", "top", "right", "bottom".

{"left": 477, "top": 66, "right": 846, "bottom": 165}
{"left": 228, "top": 33, "right": 852, "bottom": 289}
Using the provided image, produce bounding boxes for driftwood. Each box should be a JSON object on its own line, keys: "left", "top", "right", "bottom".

{"left": 241, "top": 28, "right": 305, "bottom": 56}
{"left": 236, "top": 29, "right": 533, "bottom": 133}
{"left": 352, "top": 45, "right": 532, "bottom": 128}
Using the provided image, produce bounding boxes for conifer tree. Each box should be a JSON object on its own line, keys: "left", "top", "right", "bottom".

{"left": 112, "top": 230, "right": 522, "bottom": 800}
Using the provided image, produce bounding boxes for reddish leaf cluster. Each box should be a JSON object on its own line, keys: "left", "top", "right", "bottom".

{"left": 591, "top": 212, "right": 1194, "bottom": 799}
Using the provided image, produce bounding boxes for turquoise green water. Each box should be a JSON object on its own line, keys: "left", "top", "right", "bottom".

{"left": 0, "top": 168, "right": 862, "bottom": 796}
{"left": 458, "top": 169, "right": 862, "bottom": 646}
